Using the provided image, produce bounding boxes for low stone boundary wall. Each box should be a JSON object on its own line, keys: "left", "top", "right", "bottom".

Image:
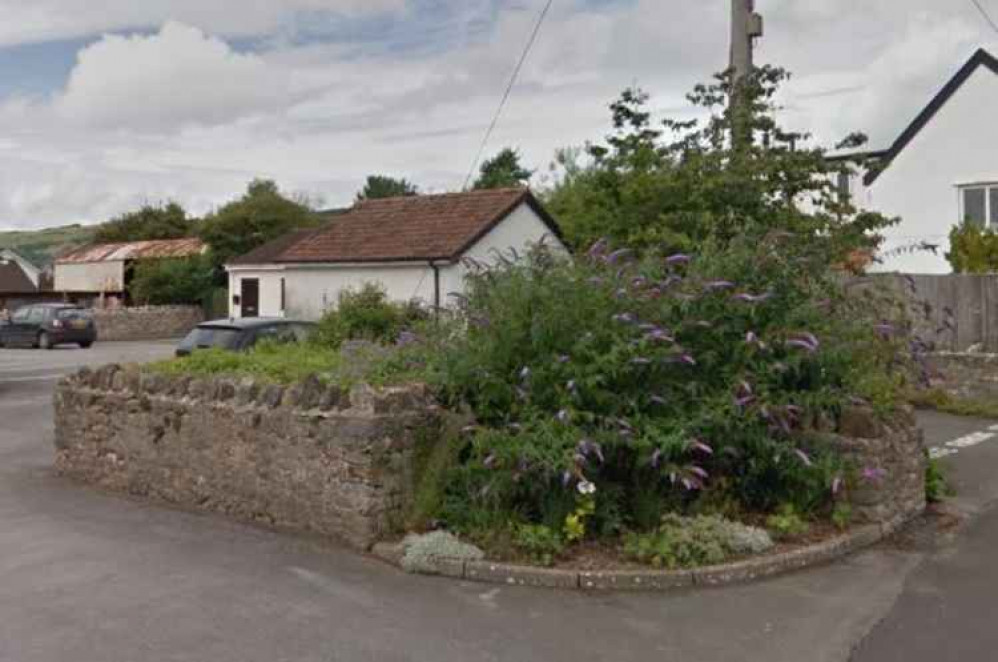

{"left": 90, "top": 306, "right": 204, "bottom": 342}
{"left": 927, "top": 352, "right": 998, "bottom": 401}
{"left": 53, "top": 366, "right": 441, "bottom": 550}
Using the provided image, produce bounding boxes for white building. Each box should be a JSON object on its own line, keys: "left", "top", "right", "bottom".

{"left": 839, "top": 49, "right": 998, "bottom": 274}
{"left": 54, "top": 238, "right": 206, "bottom": 301}
{"left": 225, "top": 188, "right": 567, "bottom": 319}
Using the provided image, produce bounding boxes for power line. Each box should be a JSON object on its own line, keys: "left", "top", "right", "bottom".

{"left": 970, "top": 0, "right": 998, "bottom": 34}
{"left": 461, "top": 0, "right": 555, "bottom": 190}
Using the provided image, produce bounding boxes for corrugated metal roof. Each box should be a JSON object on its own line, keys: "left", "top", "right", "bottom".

{"left": 56, "top": 238, "right": 206, "bottom": 264}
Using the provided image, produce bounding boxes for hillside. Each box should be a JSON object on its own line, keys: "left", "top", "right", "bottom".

{"left": 0, "top": 224, "right": 95, "bottom": 267}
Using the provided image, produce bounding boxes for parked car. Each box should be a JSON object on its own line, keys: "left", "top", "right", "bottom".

{"left": 0, "top": 304, "right": 96, "bottom": 349}
{"left": 175, "top": 318, "right": 315, "bottom": 357}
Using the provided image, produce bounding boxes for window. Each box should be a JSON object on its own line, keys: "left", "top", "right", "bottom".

{"left": 26, "top": 307, "right": 45, "bottom": 323}
{"left": 960, "top": 183, "right": 998, "bottom": 227}
{"left": 837, "top": 172, "right": 851, "bottom": 204}
{"left": 11, "top": 307, "right": 30, "bottom": 323}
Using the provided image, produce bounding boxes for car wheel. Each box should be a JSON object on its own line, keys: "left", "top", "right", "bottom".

{"left": 79, "top": 341, "right": 93, "bottom": 349}
{"left": 38, "top": 332, "right": 52, "bottom": 350}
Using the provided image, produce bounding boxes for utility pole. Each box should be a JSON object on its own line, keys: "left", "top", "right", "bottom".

{"left": 730, "top": 0, "right": 764, "bottom": 152}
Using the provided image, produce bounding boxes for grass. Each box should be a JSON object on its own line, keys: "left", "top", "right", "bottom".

{"left": 908, "top": 388, "right": 998, "bottom": 419}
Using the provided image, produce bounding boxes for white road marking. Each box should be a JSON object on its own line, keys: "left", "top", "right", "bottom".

{"left": 931, "top": 428, "right": 998, "bottom": 459}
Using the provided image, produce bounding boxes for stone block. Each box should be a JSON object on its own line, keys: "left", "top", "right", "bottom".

{"left": 465, "top": 562, "right": 578, "bottom": 589}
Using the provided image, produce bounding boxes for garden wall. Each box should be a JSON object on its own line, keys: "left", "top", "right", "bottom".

{"left": 927, "top": 352, "right": 998, "bottom": 401}
{"left": 830, "top": 405, "right": 926, "bottom": 527}
{"left": 90, "top": 306, "right": 204, "bottom": 342}
{"left": 53, "top": 365, "right": 442, "bottom": 550}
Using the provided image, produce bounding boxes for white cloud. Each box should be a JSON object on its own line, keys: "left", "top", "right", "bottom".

{"left": 56, "top": 22, "right": 291, "bottom": 130}
{"left": 0, "top": 0, "right": 406, "bottom": 47}
{"left": 1, "top": 0, "right": 998, "bottom": 231}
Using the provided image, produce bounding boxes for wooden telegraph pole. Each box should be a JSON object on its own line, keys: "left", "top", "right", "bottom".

{"left": 730, "top": 0, "right": 764, "bottom": 152}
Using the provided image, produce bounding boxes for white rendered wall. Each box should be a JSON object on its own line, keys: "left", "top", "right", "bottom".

{"left": 860, "top": 68, "right": 998, "bottom": 273}
{"left": 54, "top": 261, "right": 125, "bottom": 292}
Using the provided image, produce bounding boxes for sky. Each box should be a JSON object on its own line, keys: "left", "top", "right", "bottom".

{"left": 0, "top": 0, "right": 995, "bottom": 230}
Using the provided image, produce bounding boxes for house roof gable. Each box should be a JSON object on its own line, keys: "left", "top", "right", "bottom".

{"left": 865, "top": 48, "right": 998, "bottom": 186}
{"left": 230, "top": 188, "right": 563, "bottom": 266}
{"left": 56, "top": 238, "right": 206, "bottom": 265}
{"left": 0, "top": 259, "right": 37, "bottom": 293}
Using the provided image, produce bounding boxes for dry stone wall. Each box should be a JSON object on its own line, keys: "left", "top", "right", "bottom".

{"left": 90, "top": 306, "right": 204, "bottom": 342}
{"left": 928, "top": 352, "right": 998, "bottom": 401}
{"left": 819, "top": 405, "right": 926, "bottom": 527}
{"left": 53, "top": 365, "right": 442, "bottom": 550}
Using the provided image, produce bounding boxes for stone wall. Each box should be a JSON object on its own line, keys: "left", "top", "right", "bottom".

{"left": 927, "top": 352, "right": 998, "bottom": 401}
{"left": 820, "top": 405, "right": 926, "bottom": 527}
{"left": 53, "top": 366, "right": 442, "bottom": 550}
{"left": 91, "top": 306, "right": 204, "bottom": 342}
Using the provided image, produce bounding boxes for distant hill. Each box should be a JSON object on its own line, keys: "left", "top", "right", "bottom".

{"left": 0, "top": 224, "right": 96, "bottom": 267}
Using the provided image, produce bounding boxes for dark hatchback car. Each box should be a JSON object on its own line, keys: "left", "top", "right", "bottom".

{"left": 176, "top": 318, "right": 315, "bottom": 357}
{"left": 0, "top": 304, "right": 96, "bottom": 349}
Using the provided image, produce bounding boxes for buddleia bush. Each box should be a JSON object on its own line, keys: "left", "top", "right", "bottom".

{"left": 426, "top": 224, "right": 913, "bottom": 542}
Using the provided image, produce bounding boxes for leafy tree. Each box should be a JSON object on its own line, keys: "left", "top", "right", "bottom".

{"left": 93, "top": 202, "right": 194, "bottom": 244}
{"left": 947, "top": 223, "right": 998, "bottom": 273}
{"left": 473, "top": 148, "right": 534, "bottom": 190}
{"left": 129, "top": 254, "right": 216, "bottom": 306}
{"left": 199, "top": 179, "right": 320, "bottom": 267}
{"left": 356, "top": 175, "right": 419, "bottom": 201}
{"left": 545, "top": 69, "right": 894, "bottom": 258}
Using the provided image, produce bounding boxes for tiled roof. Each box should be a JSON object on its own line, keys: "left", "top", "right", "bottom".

{"left": 0, "top": 259, "right": 37, "bottom": 293}
{"left": 56, "top": 238, "right": 206, "bottom": 264}
{"left": 243, "top": 188, "right": 558, "bottom": 265}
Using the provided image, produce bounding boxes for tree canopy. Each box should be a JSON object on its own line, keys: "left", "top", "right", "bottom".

{"left": 93, "top": 202, "right": 194, "bottom": 245}
{"left": 129, "top": 254, "right": 216, "bottom": 306}
{"left": 473, "top": 148, "right": 534, "bottom": 190}
{"left": 356, "top": 175, "right": 419, "bottom": 201}
{"left": 199, "top": 179, "right": 320, "bottom": 267}
{"left": 544, "top": 68, "right": 893, "bottom": 257}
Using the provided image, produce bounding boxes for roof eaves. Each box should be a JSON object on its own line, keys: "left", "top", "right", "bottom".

{"left": 865, "top": 48, "right": 998, "bottom": 186}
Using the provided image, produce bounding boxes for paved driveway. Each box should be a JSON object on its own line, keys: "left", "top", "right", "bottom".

{"left": 1, "top": 343, "right": 997, "bottom": 662}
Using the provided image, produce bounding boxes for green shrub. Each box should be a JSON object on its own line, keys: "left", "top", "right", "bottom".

{"left": 513, "top": 524, "right": 565, "bottom": 566}
{"left": 831, "top": 502, "right": 853, "bottom": 531}
{"left": 312, "top": 283, "right": 427, "bottom": 349}
{"left": 129, "top": 254, "right": 216, "bottom": 306}
{"left": 427, "top": 231, "right": 911, "bottom": 541}
{"left": 623, "top": 514, "right": 772, "bottom": 569}
{"left": 947, "top": 223, "right": 998, "bottom": 273}
{"left": 925, "top": 453, "right": 954, "bottom": 503}
{"left": 765, "top": 504, "right": 810, "bottom": 541}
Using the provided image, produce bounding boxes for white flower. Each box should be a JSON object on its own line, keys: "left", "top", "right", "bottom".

{"left": 577, "top": 480, "right": 596, "bottom": 495}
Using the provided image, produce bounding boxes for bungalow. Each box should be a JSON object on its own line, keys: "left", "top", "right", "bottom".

{"left": 839, "top": 48, "right": 998, "bottom": 273}
{"left": 226, "top": 188, "right": 566, "bottom": 319}
{"left": 54, "top": 238, "right": 206, "bottom": 305}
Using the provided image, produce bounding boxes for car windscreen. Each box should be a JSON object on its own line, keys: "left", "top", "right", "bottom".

{"left": 178, "top": 326, "right": 243, "bottom": 352}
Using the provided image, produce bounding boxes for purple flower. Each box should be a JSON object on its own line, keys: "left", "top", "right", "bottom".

{"left": 665, "top": 253, "right": 692, "bottom": 266}
{"left": 734, "top": 395, "right": 756, "bottom": 408}
{"left": 556, "top": 354, "right": 571, "bottom": 364}
{"left": 704, "top": 280, "right": 736, "bottom": 292}
{"left": 562, "top": 471, "right": 574, "bottom": 488}
{"left": 607, "top": 248, "right": 633, "bottom": 264}
{"left": 678, "top": 353, "right": 697, "bottom": 366}
{"left": 396, "top": 331, "right": 419, "bottom": 346}
{"left": 586, "top": 238, "right": 609, "bottom": 260}
{"left": 832, "top": 476, "right": 843, "bottom": 495}
{"left": 862, "top": 467, "right": 887, "bottom": 482}
{"left": 649, "top": 395, "right": 668, "bottom": 406}
{"left": 556, "top": 409, "right": 570, "bottom": 423}
{"left": 645, "top": 329, "right": 675, "bottom": 343}
{"left": 787, "top": 338, "right": 818, "bottom": 354}
{"left": 733, "top": 291, "right": 772, "bottom": 304}
{"left": 483, "top": 454, "right": 497, "bottom": 469}
{"left": 794, "top": 449, "right": 813, "bottom": 467}
{"left": 689, "top": 466, "right": 709, "bottom": 480}
{"left": 690, "top": 440, "right": 714, "bottom": 455}
{"left": 612, "top": 312, "right": 636, "bottom": 324}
